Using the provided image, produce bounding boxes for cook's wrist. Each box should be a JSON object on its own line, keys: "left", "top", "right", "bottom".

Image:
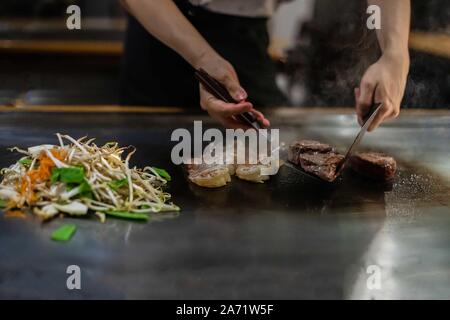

{"left": 192, "top": 48, "right": 222, "bottom": 70}
{"left": 382, "top": 47, "right": 410, "bottom": 70}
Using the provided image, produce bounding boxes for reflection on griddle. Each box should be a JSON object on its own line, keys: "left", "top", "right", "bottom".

{"left": 185, "top": 164, "right": 389, "bottom": 217}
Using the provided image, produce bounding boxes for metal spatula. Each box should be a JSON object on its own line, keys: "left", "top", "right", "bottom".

{"left": 334, "top": 103, "right": 383, "bottom": 176}
{"left": 285, "top": 103, "right": 383, "bottom": 184}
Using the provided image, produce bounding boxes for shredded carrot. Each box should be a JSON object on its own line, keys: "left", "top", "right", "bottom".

{"left": 7, "top": 200, "right": 17, "bottom": 208}
{"left": 19, "top": 148, "right": 67, "bottom": 204}
{"left": 5, "top": 210, "right": 27, "bottom": 219}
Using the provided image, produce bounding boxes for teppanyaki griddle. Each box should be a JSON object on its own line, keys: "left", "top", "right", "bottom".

{"left": 0, "top": 109, "right": 449, "bottom": 299}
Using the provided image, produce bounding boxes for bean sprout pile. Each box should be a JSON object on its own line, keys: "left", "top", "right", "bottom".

{"left": 0, "top": 134, "right": 179, "bottom": 221}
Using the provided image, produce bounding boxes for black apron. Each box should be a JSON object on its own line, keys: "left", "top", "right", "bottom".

{"left": 120, "top": 0, "right": 286, "bottom": 107}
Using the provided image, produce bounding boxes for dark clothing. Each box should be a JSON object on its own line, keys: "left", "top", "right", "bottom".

{"left": 120, "top": 0, "right": 286, "bottom": 107}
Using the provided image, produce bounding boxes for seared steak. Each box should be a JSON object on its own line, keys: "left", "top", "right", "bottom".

{"left": 289, "top": 140, "right": 397, "bottom": 182}
{"left": 288, "top": 140, "right": 343, "bottom": 182}
{"left": 299, "top": 153, "right": 344, "bottom": 181}
{"left": 350, "top": 152, "right": 397, "bottom": 180}
{"left": 288, "top": 140, "right": 334, "bottom": 156}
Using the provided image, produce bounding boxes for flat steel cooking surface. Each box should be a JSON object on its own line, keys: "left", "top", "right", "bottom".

{"left": 0, "top": 110, "right": 449, "bottom": 299}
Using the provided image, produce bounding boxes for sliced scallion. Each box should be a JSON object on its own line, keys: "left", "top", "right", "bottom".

{"left": 51, "top": 224, "right": 77, "bottom": 242}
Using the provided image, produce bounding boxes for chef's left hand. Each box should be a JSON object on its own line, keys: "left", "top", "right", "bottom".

{"left": 355, "top": 51, "right": 410, "bottom": 131}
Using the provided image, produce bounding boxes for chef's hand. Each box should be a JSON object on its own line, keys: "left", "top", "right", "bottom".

{"left": 197, "top": 55, "right": 270, "bottom": 129}
{"left": 355, "top": 51, "right": 409, "bottom": 131}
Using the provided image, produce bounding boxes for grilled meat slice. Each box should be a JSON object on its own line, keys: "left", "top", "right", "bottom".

{"left": 288, "top": 140, "right": 334, "bottom": 158}
{"left": 298, "top": 152, "right": 344, "bottom": 182}
{"left": 349, "top": 152, "right": 397, "bottom": 180}
{"left": 299, "top": 153, "right": 344, "bottom": 182}
{"left": 288, "top": 140, "right": 343, "bottom": 182}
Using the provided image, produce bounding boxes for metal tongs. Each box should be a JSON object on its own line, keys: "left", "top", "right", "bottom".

{"left": 195, "top": 68, "right": 266, "bottom": 131}
{"left": 192, "top": 68, "right": 275, "bottom": 176}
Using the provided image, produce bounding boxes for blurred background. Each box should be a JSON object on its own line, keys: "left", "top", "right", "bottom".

{"left": 0, "top": 0, "right": 449, "bottom": 109}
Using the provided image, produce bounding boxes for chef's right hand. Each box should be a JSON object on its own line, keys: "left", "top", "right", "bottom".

{"left": 197, "top": 55, "right": 270, "bottom": 129}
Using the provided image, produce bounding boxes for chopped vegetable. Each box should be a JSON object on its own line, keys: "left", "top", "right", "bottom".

{"left": 0, "top": 190, "right": 20, "bottom": 203}
{"left": 152, "top": 167, "right": 171, "bottom": 181}
{"left": 0, "top": 134, "right": 179, "bottom": 223}
{"left": 28, "top": 145, "right": 55, "bottom": 158}
{"left": 5, "top": 210, "right": 27, "bottom": 219}
{"left": 18, "top": 159, "right": 33, "bottom": 166}
{"left": 108, "top": 178, "right": 128, "bottom": 190}
{"left": 105, "top": 211, "right": 149, "bottom": 221}
{"left": 77, "top": 181, "right": 93, "bottom": 198}
{"left": 54, "top": 201, "right": 88, "bottom": 216}
{"left": 33, "top": 204, "right": 59, "bottom": 220}
{"left": 95, "top": 211, "right": 106, "bottom": 223}
{"left": 51, "top": 224, "right": 77, "bottom": 242}
{"left": 51, "top": 166, "right": 85, "bottom": 184}
{"left": 0, "top": 199, "right": 6, "bottom": 208}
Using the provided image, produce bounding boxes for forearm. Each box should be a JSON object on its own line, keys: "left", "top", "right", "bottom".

{"left": 123, "top": 0, "right": 218, "bottom": 67}
{"left": 368, "top": 0, "right": 410, "bottom": 59}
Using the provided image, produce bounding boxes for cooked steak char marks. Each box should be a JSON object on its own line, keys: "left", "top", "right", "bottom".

{"left": 350, "top": 152, "right": 397, "bottom": 180}
{"left": 288, "top": 140, "right": 343, "bottom": 182}
{"left": 298, "top": 153, "right": 345, "bottom": 181}
{"left": 288, "top": 140, "right": 334, "bottom": 156}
